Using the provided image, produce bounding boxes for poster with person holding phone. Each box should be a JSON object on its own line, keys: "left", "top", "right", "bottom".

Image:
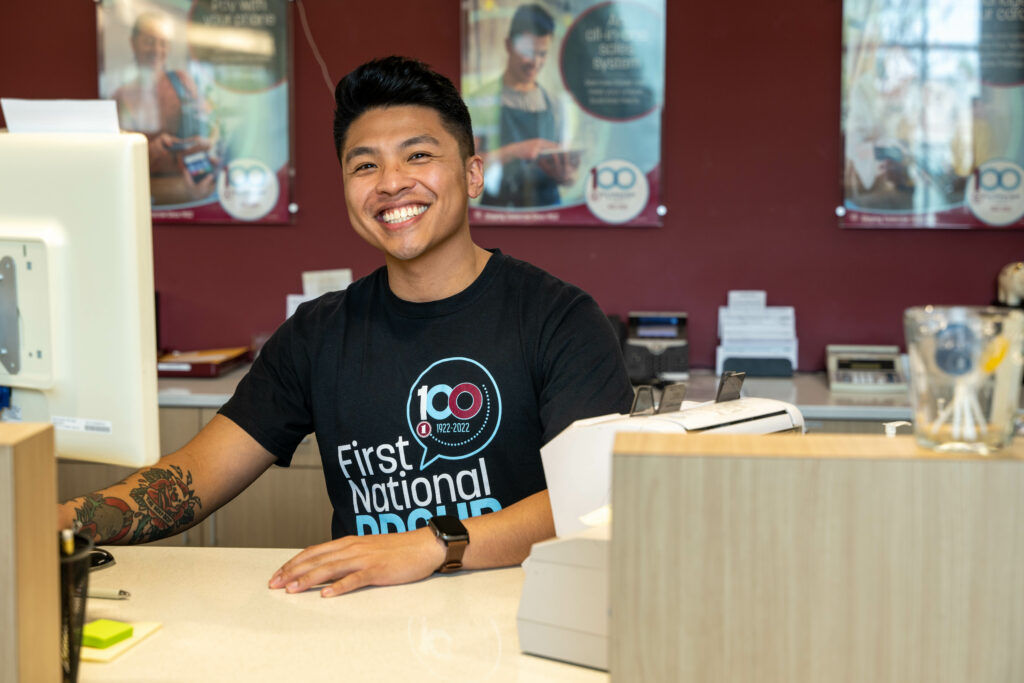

{"left": 462, "top": 0, "right": 665, "bottom": 226}
{"left": 98, "top": 0, "right": 292, "bottom": 224}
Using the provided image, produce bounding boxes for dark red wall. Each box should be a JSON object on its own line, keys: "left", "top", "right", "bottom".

{"left": 2, "top": 1, "right": 1019, "bottom": 371}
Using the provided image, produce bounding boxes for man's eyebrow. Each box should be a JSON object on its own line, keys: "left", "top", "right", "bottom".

{"left": 343, "top": 134, "right": 442, "bottom": 165}
{"left": 400, "top": 134, "right": 441, "bottom": 149}
{"left": 343, "top": 145, "right": 375, "bottom": 165}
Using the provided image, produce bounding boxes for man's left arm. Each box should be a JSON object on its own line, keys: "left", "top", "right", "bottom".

{"left": 269, "top": 490, "right": 553, "bottom": 597}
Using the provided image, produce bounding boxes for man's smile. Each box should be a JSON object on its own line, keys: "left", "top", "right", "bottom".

{"left": 378, "top": 204, "right": 429, "bottom": 225}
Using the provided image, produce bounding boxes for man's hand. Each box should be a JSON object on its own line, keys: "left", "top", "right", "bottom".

{"left": 176, "top": 137, "right": 219, "bottom": 200}
{"left": 180, "top": 161, "right": 217, "bottom": 199}
{"left": 535, "top": 149, "right": 581, "bottom": 185}
{"left": 269, "top": 526, "right": 446, "bottom": 598}
{"left": 148, "top": 131, "right": 183, "bottom": 173}
{"left": 269, "top": 491, "right": 556, "bottom": 598}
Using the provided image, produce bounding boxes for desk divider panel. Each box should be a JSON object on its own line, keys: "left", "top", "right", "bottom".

{"left": 610, "top": 433, "right": 1024, "bottom": 683}
{"left": 0, "top": 423, "right": 60, "bottom": 683}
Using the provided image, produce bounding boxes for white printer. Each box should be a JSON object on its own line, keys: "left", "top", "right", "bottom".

{"left": 517, "top": 383, "right": 804, "bottom": 671}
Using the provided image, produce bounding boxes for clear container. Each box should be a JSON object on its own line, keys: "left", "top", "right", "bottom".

{"left": 904, "top": 306, "right": 1024, "bottom": 454}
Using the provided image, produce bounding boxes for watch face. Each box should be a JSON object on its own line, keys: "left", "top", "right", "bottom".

{"left": 430, "top": 515, "right": 468, "bottom": 540}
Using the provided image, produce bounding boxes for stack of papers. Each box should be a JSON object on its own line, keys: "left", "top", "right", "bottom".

{"left": 285, "top": 268, "right": 352, "bottom": 319}
{"left": 715, "top": 290, "right": 798, "bottom": 375}
{"left": 157, "top": 346, "right": 250, "bottom": 378}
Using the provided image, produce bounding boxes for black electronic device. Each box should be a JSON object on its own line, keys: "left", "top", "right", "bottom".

{"left": 88, "top": 547, "right": 116, "bottom": 571}
{"left": 183, "top": 150, "right": 214, "bottom": 184}
{"left": 721, "top": 357, "right": 794, "bottom": 377}
{"left": 623, "top": 311, "right": 689, "bottom": 384}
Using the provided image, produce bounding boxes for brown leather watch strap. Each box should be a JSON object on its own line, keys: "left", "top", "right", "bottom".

{"left": 438, "top": 537, "right": 468, "bottom": 573}
{"left": 430, "top": 515, "right": 469, "bottom": 573}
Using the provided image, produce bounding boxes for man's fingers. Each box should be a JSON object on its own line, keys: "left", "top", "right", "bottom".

{"left": 283, "top": 556, "right": 363, "bottom": 593}
{"left": 321, "top": 571, "right": 372, "bottom": 598}
{"left": 269, "top": 539, "right": 353, "bottom": 587}
{"left": 269, "top": 527, "right": 438, "bottom": 596}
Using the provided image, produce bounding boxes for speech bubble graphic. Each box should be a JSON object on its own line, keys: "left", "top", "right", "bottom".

{"left": 217, "top": 157, "right": 280, "bottom": 221}
{"left": 407, "top": 357, "right": 502, "bottom": 470}
{"left": 967, "top": 159, "right": 1024, "bottom": 226}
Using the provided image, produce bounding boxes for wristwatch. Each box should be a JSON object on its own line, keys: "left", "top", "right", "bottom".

{"left": 428, "top": 515, "right": 469, "bottom": 573}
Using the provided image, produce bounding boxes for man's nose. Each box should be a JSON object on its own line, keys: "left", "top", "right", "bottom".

{"left": 376, "top": 163, "right": 413, "bottom": 195}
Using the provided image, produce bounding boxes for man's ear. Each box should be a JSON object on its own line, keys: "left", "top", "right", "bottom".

{"left": 465, "top": 154, "right": 484, "bottom": 199}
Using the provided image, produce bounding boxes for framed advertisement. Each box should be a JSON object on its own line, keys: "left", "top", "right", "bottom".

{"left": 462, "top": 0, "right": 666, "bottom": 227}
{"left": 97, "top": 0, "right": 293, "bottom": 224}
{"left": 841, "top": 0, "right": 1024, "bottom": 229}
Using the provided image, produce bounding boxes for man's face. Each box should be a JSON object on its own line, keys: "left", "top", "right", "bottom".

{"left": 505, "top": 33, "right": 552, "bottom": 85}
{"left": 340, "top": 105, "right": 484, "bottom": 265}
{"left": 131, "top": 20, "right": 170, "bottom": 70}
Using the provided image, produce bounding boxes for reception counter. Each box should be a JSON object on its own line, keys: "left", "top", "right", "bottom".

{"left": 81, "top": 546, "right": 604, "bottom": 682}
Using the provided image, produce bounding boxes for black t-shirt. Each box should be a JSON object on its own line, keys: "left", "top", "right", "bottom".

{"left": 218, "top": 250, "right": 633, "bottom": 538}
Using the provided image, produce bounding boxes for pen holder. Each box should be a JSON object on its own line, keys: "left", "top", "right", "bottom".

{"left": 904, "top": 306, "right": 1024, "bottom": 453}
{"left": 60, "top": 532, "right": 93, "bottom": 683}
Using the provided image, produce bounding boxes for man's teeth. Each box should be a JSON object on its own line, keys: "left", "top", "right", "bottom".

{"left": 380, "top": 205, "right": 427, "bottom": 224}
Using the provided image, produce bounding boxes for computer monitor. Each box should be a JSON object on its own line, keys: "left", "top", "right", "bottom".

{"left": 0, "top": 131, "right": 160, "bottom": 467}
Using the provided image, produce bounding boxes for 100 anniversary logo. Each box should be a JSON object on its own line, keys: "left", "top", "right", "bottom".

{"left": 407, "top": 357, "right": 502, "bottom": 469}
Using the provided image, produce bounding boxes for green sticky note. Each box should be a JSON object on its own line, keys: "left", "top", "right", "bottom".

{"left": 82, "top": 619, "right": 133, "bottom": 649}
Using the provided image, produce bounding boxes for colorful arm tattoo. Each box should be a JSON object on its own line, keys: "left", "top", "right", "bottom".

{"left": 71, "top": 464, "right": 203, "bottom": 544}
{"left": 128, "top": 464, "right": 203, "bottom": 543}
{"left": 73, "top": 493, "right": 134, "bottom": 544}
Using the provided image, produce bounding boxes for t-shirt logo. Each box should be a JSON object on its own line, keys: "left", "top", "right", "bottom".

{"left": 407, "top": 357, "right": 502, "bottom": 469}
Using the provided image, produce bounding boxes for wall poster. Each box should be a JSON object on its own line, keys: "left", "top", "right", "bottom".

{"left": 462, "top": 0, "right": 665, "bottom": 227}
{"left": 98, "top": 0, "right": 292, "bottom": 224}
{"left": 842, "top": 0, "right": 1024, "bottom": 229}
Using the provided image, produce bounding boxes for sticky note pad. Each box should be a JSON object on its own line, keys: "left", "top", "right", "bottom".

{"left": 81, "top": 622, "right": 161, "bottom": 663}
{"left": 82, "top": 619, "right": 134, "bottom": 649}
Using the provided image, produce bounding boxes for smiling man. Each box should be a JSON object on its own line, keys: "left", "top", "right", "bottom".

{"left": 59, "top": 56, "right": 632, "bottom": 597}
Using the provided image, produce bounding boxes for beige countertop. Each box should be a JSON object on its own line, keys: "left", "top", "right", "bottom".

{"left": 81, "top": 545, "right": 605, "bottom": 682}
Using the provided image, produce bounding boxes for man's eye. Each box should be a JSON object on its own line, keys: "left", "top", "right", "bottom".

{"left": 352, "top": 162, "right": 375, "bottom": 173}
{"left": 409, "top": 152, "right": 432, "bottom": 161}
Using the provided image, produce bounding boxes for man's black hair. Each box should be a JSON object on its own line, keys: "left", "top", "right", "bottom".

{"left": 507, "top": 3, "right": 555, "bottom": 40}
{"left": 333, "top": 56, "right": 475, "bottom": 160}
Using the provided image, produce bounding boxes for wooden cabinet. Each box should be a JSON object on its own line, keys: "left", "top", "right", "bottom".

{"left": 210, "top": 424, "right": 334, "bottom": 549}
{"left": 2, "top": 424, "right": 61, "bottom": 683}
{"left": 57, "top": 407, "right": 332, "bottom": 550}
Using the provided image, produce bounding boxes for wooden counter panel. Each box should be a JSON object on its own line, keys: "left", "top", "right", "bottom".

{"left": 1, "top": 423, "right": 60, "bottom": 683}
{"left": 610, "top": 433, "right": 1024, "bottom": 683}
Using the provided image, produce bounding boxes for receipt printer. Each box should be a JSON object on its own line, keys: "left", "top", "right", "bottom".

{"left": 517, "top": 390, "right": 805, "bottom": 670}
{"left": 623, "top": 311, "right": 689, "bottom": 384}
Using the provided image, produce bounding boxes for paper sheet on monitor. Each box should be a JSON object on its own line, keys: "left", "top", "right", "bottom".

{"left": 1, "top": 98, "right": 119, "bottom": 134}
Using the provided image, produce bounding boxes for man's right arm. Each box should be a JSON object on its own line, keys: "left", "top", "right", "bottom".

{"left": 59, "top": 414, "right": 278, "bottom": 545}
